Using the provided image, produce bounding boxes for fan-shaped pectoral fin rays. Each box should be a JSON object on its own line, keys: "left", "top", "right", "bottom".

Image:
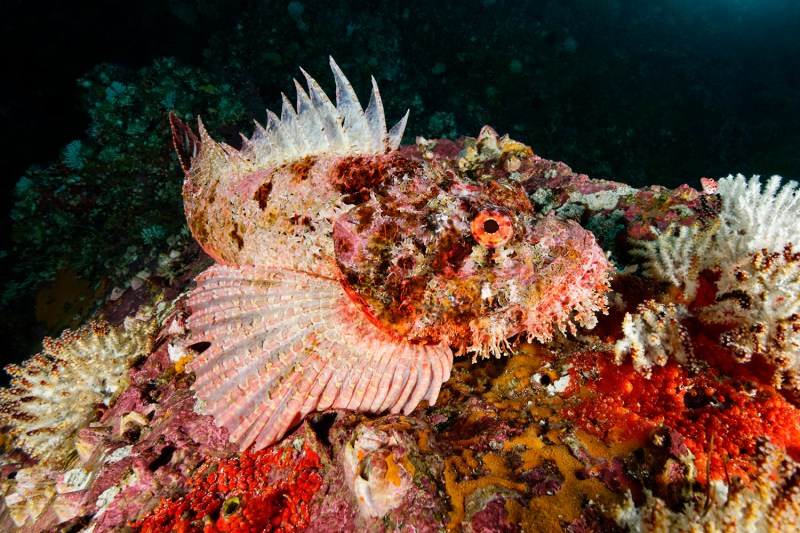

{"left": 186, "top": 264, "right": 453, "bottom": 451}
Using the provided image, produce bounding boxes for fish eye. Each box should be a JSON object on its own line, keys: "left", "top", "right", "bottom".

{"left": 471, "top": 209, "right": 513, "bottom": 247}
{"left": 483, "top": 219, "right": 500, "bottom": 234}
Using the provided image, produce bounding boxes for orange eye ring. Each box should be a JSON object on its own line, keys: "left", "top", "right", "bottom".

{"left": 471, "top": 209, "right": 514, "bottom": 248}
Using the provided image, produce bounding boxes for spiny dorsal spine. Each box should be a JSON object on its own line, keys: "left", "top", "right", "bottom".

{"left": 241, "top": 56, "right": 409, "bottom": 167}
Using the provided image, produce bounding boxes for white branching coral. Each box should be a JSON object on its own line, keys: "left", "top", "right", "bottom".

{"left": 700, "top": 245, "right": 800, "bottom": 390}
{"left": 714, "top": 174, "right": 800, "bottom": 259}
{"left": 633, "top": 174, "right": 800, "bottom": 390}
{"left": 635, "top": 222, "right": 716, "bottom": 299}
{"left": 0, "top": 318, "right": 156, "bottom": 467}
{"left": 639, "top": 174, "right": 800, "bottom": 298}
{"left": 614, "top": 440, "right": 800, "bottom": 533}
{"left": 614, "top": 300, "right": 692, "bottom": 377}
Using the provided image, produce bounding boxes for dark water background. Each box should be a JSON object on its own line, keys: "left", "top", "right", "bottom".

{"left": 1, "top": 0, "right": 799, "bottom": 376}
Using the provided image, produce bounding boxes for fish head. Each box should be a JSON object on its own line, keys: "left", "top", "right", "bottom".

{"left": 333, "top": 155, "right": 611, "bottom": 358}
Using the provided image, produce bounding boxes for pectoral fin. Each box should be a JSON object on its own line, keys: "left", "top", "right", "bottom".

{"left": 186, "top": 264, "right": 453, "bottom": 451}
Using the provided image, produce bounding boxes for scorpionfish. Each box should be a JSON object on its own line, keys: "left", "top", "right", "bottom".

{"left": 170, "top": 58, "right": 611, "bottom": 451}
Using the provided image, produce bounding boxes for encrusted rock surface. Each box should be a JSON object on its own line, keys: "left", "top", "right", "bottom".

{"left": 2, "top": 135, "right": 800, "bottom": 531}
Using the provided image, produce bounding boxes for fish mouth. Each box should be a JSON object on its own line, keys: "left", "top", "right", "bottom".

{"left": 466, "top": 305, "right": 527, "bottom": 359}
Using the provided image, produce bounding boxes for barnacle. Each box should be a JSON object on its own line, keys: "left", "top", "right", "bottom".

{"left": 342, "top": 424, "right": 417, "bottom": 519}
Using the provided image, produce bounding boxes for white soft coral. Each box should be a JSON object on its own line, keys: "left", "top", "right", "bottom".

{"left": 640, "top": 174, "right": 800, "bottom": 297}
{"left": 700, "top": 245, "right": 800, "bottom": 390}
{"left": 0, "top": 318, "right": 156, "bottom": 466}
{"left": 614, "top": 300, "right": 692, "bottom": 377}
{"left": 714, "top": 174, "right": 800, "bottom": 257}
{"left": 628, "top": 175, "right": 800, "bottom": 390}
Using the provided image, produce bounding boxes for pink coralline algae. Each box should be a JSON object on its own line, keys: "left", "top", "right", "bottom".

{"left": 170, "top": 58, "right": 611, "bottom": 451}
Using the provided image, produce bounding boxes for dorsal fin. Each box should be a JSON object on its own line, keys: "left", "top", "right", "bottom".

{"left": 239, "top": 57, "right": 409, "bottom": 167}
{"left": 168, "top": 111, "right": 200, "bottom": 173}
{"left": 172, "top": 59, "right": 407, "bottom": 175}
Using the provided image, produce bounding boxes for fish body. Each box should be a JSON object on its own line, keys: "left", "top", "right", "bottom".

{"left": 170, "top": 58, "right": 611, "bottom": 450}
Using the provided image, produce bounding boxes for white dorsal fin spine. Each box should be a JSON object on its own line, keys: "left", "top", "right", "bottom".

{"left": 330, "top": 59, "right": 369, "bottom": 148}
{"left": 300, "top": 66, "right": 346, "bottom": 150}
{"left": 387, "top": 109, "right": 410, "bottom": 150}
{"left": 236, "top": 56, "right": 407, "bottom": 166}
{"left": 364, "top": 77, "right": 387, "bottom": 152}
{"left": 293, "top": 80, "right": 325, "bottom": 151}
{"left": 279, "top": 93, "right": 303, "bottom": 156}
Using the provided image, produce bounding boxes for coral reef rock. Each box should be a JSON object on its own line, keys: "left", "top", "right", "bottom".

{"left": 2, "top": 62, "right": 800, "bottom": 532}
